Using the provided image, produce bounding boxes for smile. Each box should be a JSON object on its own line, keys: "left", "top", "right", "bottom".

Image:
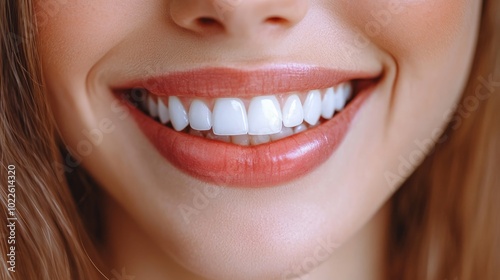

{"left": 115, "top": 65, "right": 380, "bottom": 187}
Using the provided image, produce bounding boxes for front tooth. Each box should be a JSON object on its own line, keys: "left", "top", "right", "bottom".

{"left": 158, "top": 99, "right": 170, "bottom": 124}
{"left": 248, "top": 96, "right": 282, "bottom": 135}
{"left": 303, "top": 90, "right": 322, "bottom": 125}
{"left": 189, "top": 100, "right": 212, "bottom": 131}
{"left": 334, "top": 85, "right": 347, "bottom": 111}
{"left": 321, "top": 87, "right": 336, "bottom": 119}
{"left": 213, "top": 98, "right": 248, "bottom": 136}
{"left": 147, "top": 95, "right": 159, "bottom": 118}
{"left": 169, "top": 96, "right": 189, "bottom": 131}
{"left": 282, "top": 94, "right": 304, "bottom": 128}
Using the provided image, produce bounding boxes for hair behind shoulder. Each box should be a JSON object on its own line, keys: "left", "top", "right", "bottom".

{"left": 388, "top": 0, "right": 500, "bottom": 279}
{"left": 0, "top": 1, "right": 104, "bottom": 279}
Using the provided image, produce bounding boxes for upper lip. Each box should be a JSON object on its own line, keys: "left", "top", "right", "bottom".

{"left": 113, "top": 64, "right": 381, "bottom": 98}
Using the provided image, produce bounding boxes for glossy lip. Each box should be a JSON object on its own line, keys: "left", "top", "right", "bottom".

{"left": 114, "top": 64, "right": 380, "bottom": 97}
{"left": 116, "top": 66, "right": 381, "bottom": 188}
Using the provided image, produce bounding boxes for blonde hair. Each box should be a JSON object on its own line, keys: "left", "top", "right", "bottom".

{"left": 1, "top": 0, "right": 102, "bottom": 279}
{"left": 0, "top": 0, "right": 498, "bottom": 279}
{"left": 388, "top": 0, "right": 500, "bottom": 278}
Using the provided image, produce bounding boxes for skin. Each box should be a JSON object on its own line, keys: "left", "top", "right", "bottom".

{"left": 36, "top": 0, "right": 481, "bottom": 279}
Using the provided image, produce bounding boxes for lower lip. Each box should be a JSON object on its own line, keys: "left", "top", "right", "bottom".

{"left": 127, "top": 86, "right": 374, "bottom": 188}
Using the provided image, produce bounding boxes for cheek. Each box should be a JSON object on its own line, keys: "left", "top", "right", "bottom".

{"left": 34, "top": 0, "right": 160, "bottom": 137}
{"left": 338, "top": 0, "right": 480, "bottom": 191}
{"left": 382, "top": 0, "right": 479, "bottom": 105}
{"left": 339, "top": 0, "right": 475, "bottom": 61}
{"left": 35, "top": 0, "right": 149, "bottom": 78}
{"left": 345, "top": 0, "right": 479, "bottom": 107}
{"left": 382, "top": 0, "right": 473, "bottom": 60}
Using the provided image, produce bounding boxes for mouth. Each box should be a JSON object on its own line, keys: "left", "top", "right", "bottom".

{"left": 114, "top": 66, "right": 380, "bottom": 187}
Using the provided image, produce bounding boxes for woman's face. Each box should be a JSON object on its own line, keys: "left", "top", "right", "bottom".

{"left": 36, "top": 0, "right": 480, "bottom": 279}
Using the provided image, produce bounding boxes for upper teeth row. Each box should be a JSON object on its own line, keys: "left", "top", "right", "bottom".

{"left": 143, "top": 82, "right": 352, "bottom": 136}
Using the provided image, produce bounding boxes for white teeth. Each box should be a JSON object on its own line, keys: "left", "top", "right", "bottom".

{"left": 321, "top": 87, "right": 336, "bottom": 119}
{"left": 293, "top": 123, "right": 308, "bottom": 134}
{"left": 343, "top": 82, "right": 353, "bottom": 102}
{"left": 248, "top": 96, "right": 282, "bottom": 135}
{"left": 282, "top": 94, "right": 304, "bottom": 128}
{"left": 148, "top": 95, "right": 159, "bottom": 118}
{"left": 206, "top": 131, "right": 231, "bottom": 143}
{"left": 231, "top": 135, "right": 250, "bottom": 146}
{"left": 139, "top": 81, "right": 354, "bottom": 144}
{"left": 303, "top": 90, "right": 322, "bottom": 125}
{"left": 270, "top": 127, "right": 294, "bottom": 141}
{"left": 158, "top": 99, "right": 170, "bottom": 124}
{"left": 189, "top": 100, "right": 212, "bottom": 131}
{"left": 334, "top": 85, "right": 347, "bottom": 111}
{"left": 213, "top": 98, "right": 249, "bottom": 136}
{"left": 169, "top": 96, "right": 189, "bottom": 131}
{"left": 189, "top": 128, "right": 204, "bottom": 137}
{"left": 250, "top": 134, "right": 271, "bottom": 146}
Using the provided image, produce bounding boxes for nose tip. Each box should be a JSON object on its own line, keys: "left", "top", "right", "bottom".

{"left": 170, "top": 0, "right": 309, "bottom": 36}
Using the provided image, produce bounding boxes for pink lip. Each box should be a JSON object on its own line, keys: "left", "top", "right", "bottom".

{"left": 116, "top": 65, "right": 379, "bottom": 97}
{"left": 117, "top": 66, "right": 380, "bottom": 187}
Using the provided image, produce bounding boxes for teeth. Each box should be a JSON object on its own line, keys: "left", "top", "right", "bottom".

{"left": 282, "top": 94, "right": 304, "bottom": 128}
{"left": 303, "top": 90, "right": 322, "bottom": 125}
{"left": 321, "top": 87, "right": 336, "bottom": 119}
{"left": 334, "top": 85, "right": 347, "bottom": 111}
{"left": 206, "top": 131, "right": 231, "bottom": 143}
{"left": 250, "top": 134, "right": 271, "bottom": 146}
{"left": 147, "top": 95, "right": 159, "bottom": 118}
{"left": 158, "top": 99, "right": 170, "bottom": 124}
{"left": 343, "top": 83, "right": 353, "bottom": 102}
{"left": 213, "top": 98, "right": 249, "bottom": 136}
{"left": 189, "top": 128, "right": 204, "bottom": 137}
{"left": 293, "top": 123, "right": 308, "bottom": 134}
{"left": 169, "top": 96, "right": 189, "bottom": 131}
{"left": 270, "top": 127, "right": 294, "bottom": 141}
{"left": 189, "top": 100, "right": 212, "bottom": 131}
{"left": 138, "top": 81, "right": 354, "bottom": 145}
{"left": 248, "top": 96, "right": 282, "bottom": 135}
{"left": 231, "top": 135, "right": 250, "bottom": 146}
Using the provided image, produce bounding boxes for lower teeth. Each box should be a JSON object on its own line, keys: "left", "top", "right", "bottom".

{"left": 184, "top": 122, "right": 319, "bottom": 146}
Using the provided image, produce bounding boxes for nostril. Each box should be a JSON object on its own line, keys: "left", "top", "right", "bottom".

{"left": 194, "top": 17, "right": 225, "bottom": 33}
{"left": 265, "top": 16, "right": 289, "bottom": 25}
{"left": 197, "top": 17, "right": 219, "bottom": 26}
